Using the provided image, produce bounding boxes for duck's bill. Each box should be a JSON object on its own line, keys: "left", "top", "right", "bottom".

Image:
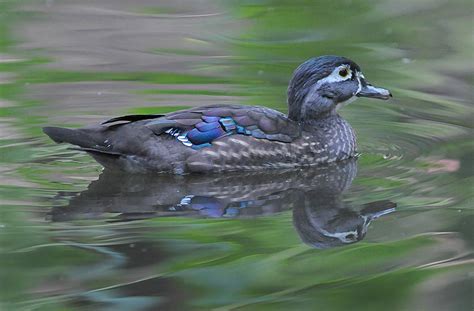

{"left": 357, "top": 84, "right": 392, "bottom": 100}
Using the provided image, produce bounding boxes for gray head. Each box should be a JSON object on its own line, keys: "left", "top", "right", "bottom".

{"left": 287, "top": 55, "right": 391, "bottom": 121}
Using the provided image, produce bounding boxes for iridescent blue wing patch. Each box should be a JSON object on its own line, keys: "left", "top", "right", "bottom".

{"left": 144, "top": 105, "right": 301, "bottom": 149}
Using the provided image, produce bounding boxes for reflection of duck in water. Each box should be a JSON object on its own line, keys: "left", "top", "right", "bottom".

{"left": 293, "top": 197, "right": 395, "bottom": 249}
{"left": 51, "top": 158, "right": 395, "bottom": 248}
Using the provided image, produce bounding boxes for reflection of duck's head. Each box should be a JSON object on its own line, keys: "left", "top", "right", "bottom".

{"left": 50, "top": 158, "right": 394, "bottom": 249}
{"left": 293, "top": 199, "right": 396, "bottom": 249}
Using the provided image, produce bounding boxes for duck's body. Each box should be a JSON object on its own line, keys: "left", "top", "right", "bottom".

{"left": 43, "top": 56, "right": 390, "bottom": 174}
{"left": 45, "top": 104, "right": 356, "bottom": 173}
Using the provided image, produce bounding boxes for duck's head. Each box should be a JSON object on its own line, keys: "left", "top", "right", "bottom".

{"left": 287, "top": 55, "right": 391, "bottom": 121}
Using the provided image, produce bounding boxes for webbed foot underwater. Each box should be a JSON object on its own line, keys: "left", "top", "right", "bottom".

{"left": 43, "top": 55, "right": 391, "bottom": 174}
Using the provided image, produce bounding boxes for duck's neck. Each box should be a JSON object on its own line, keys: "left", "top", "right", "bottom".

{"left": 300, "top": 113, "right": 348, "bottom": 136}
{"left": 288, "top": 96, "right": 337, "bottom": 123}
{"left": 289, "top": 105, "right": 340, "bottom": 127}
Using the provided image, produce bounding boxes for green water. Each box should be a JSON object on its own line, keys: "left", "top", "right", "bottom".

{"left": 0, "top": 0, "right": 472, "bottom": 310}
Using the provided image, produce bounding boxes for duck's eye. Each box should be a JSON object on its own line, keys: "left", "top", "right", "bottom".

{"left": 339, "top": 68, "right": 349, "bottom": 77}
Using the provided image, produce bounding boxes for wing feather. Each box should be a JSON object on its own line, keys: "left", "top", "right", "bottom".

{"left": 101, "top": 105, "right": 301, "bottom": 148}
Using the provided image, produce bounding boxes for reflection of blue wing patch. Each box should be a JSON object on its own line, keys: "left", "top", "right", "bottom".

{"left": 174, "top": 195, "right": 263, "bottom": 218}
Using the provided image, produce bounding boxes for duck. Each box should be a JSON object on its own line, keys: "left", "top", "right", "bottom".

{"left": 43, "top": 55, "right": 391, "bottom": 174}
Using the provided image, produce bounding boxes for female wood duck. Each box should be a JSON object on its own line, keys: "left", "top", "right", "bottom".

{"left": 43, "top": 55, "right": 391, "bottom": 174}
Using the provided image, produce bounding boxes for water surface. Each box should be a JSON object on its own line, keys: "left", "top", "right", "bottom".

{"left": 0, "top": 0, "right": 472, "bottom": 310}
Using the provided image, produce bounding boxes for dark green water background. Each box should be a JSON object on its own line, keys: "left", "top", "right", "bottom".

{"left": 0, "top": 0, "right": 472, "bottom": 310}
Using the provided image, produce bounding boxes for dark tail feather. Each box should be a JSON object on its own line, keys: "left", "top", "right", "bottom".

{"left": 43, "top": 126, "right": 96, "bottom": 147}
{"left": 43, "top": 127, "right": 127, "bottom": 170}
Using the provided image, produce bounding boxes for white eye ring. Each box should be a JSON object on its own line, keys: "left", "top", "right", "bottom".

{"left": 334, "top": 65, "right": 352, "bottom": 81}
{"left": 315, "top": 65, "right": 353, "bottom": 88}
